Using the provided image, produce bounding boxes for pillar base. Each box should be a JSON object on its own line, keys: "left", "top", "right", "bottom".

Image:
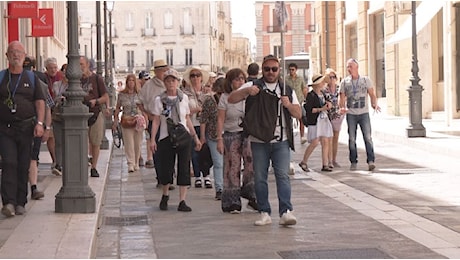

{"left": 55, "top": 187, "right": 96, "bottom": 213}
{"left": 406, "top": 126, "right": 426, "bottom": 138}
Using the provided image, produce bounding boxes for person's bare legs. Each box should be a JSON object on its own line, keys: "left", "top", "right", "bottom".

{"left": 332, "top": 130, "right": 340, "bottom": 164}
{"left": 299, "top": 120, "right": 305, "bottom": 138}
{"left": 47, "top": 136, "right": 56, "bottom": 164}
{"left": 91, "top": 144, "right": 100, "bottom": 170}
{"left": 29, "top": 160, "right": 44, "bottom": 200}
{"left": 320, "top": 137, "right": 330, "bottom": 167}
{"left": 301, "top": 139, "right": 319, "bottom": 165}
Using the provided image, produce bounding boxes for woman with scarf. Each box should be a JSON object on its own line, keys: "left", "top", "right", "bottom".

{"left": 150, "top": 69, "right": 202, "bottom": 212}
{"left": 182, "top": 66, "right": 210, "bottom": 188}
{"left": 112, "top": 74, "right": 145, "bottom": 173}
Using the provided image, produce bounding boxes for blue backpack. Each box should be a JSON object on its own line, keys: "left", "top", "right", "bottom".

{"left": 0, "top": 69, "right": 36, "bottom": 89}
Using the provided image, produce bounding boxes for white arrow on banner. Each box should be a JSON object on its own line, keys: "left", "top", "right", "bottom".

{"left": 39, "top": 14, "right": 46, "bottom": 25}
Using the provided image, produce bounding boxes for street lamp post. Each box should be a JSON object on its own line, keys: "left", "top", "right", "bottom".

{"left": 97, "top": 1, "right": 109, "bottom": 149}
{"left": 55, "top": 1, "right": 95, "bottom": 213}
{"left": 107, "top": 1, "right": 116, "bottom": 110}
{"left": 406, "top": 1, "right": 426, "bottom": 137}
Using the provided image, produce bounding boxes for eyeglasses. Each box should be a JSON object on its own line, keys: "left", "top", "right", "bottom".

{"left": 8, "top": 50, "right": 25, "bottom": 55}
{"left": 263, "top": 66, "right": 279, "bottom": 73}
{"left": 329, "top": 75, "right": 337, "bottom": 80}
{"left": 190, "top": 73, "right": 202, "bottom": 78}
{"left": 233, "top": 76, "right": 245, "bottom": 81}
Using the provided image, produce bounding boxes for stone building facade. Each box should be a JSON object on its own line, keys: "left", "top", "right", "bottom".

{"left": 78, "top": 1, "right": 249, "bottom": 76}
{"left": 313, "top": 1, "right": 460, "bottom": 123}
{"left": 254, "top": 1, "right": 315, "bottom": 76}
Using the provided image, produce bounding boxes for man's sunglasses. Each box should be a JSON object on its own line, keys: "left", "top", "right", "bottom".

{"left": 190, "top": 73, "right": 202, "bottom": 78}
{"left": 263, "top": 66, "right": 279, "bottom": 72}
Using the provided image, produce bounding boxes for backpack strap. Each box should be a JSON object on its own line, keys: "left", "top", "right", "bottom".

{"left": 0, "top": 69, "right": 35, "bottom": 89}
{"left": 25, "top": 70, "right": 35, "bottom": 89}
{"left": 0, "top": 69, "right": 6, "bottom": 85}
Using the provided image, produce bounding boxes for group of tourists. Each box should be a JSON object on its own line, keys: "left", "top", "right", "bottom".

{"left": 0, "top": 40, "right": 380, "bottom": 228}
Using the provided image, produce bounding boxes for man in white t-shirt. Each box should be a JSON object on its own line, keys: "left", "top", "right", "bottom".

{"left": 228, "top": 54, "right": 301, "bottom": 227}
{"left": 339, "top": 58, "right": 381, "bottom": 172}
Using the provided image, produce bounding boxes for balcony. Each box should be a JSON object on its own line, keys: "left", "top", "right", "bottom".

{"left": 180, "top": 25, "right": 195, "bottom": 36}
{"left": 267, "top": 25, "right": 284, "bottom": 33}
{"left": 141, "top": 28, "right": 156, "bottom": 37}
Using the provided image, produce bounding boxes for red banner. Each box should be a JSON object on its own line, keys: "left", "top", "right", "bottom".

{"left": 32, "top": 8, "right": 54, "bottom": 37}
{"left": 8, "top": 1, "right": 38, "bottom": 18}
{"left": 7, "top": 3, "right": 19, "bottom": 43}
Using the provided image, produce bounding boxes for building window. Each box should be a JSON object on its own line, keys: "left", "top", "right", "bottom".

{"left": 164, "top": 10, "right": 173, "bottom": 29}
{"left": 145, "top": 11, "right": 153, "bottom": 29}
{"left": 126, "top": 12, "right": 134, "bottom": 31}
{"left": 127, "top": 50, "right": 134, "bottom": 71}
{"left": 146, "top": 50, "right": 154, "bottom": 69}
{"left": 273, "top": 45, "right": 281, "bottom": 58}
{"left": 345, "top": 23, "right": 358, "bottom": 60}
{"left": 166, "top": 49, "right": 173, "bottom": 66}
{"left": 183, "top": 8, "right": 193, "bottom": 35}
{"left": 185, "top": 48, "right": 192, "bottom": 66}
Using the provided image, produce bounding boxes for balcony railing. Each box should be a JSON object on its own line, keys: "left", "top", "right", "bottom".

{"left": 180, "top": 25, "right": 195, "bottom": 35}
{"left": 141, "top": 28, "right": 156, "bottom": 37}
{"left": 267, "top": 25, "right": 284, "bottom": 33}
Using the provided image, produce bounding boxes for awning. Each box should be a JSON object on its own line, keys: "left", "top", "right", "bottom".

{"left": 386, "top": 1, "right": 443, "bottom": 45}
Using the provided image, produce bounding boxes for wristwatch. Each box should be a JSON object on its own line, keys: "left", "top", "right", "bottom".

{"left": 37, "top": 121, "right": 44, "bottom": 127}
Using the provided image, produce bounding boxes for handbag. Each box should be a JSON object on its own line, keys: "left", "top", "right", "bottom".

{"left": 166, "top": 118, "right": 191, "bottom": 149}
{"left": 88, "top": 112, "right": 99, "bottom": 126}
{"left": 120, "top": 116, "right": 137, "bottom": 128}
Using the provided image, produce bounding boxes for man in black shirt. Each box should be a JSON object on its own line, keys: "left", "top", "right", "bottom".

{"left": 0, "top": 41, "right": 45, "bottom": 217}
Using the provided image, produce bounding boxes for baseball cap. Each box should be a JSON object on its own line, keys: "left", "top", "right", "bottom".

{"left": 262, "top": 54, "right": 279, "bottom": 65}
{"left": 163, "top": 69, "right": 180, "bottom": 80}
{"left": 138, "top": 71, "right": 150, "bottom": 80}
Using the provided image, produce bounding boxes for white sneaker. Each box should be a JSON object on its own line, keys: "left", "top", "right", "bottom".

{"left": 254, "top": 212, "right": 272, "bottom": 226}
{"left": 301, "top": 137, "right": 307, "bottom": 144}
{"left": 279, "top": 210, "right": 297, "bottom": 226}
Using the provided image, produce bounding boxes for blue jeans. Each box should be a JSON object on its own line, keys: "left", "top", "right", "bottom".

{"left": 206, "top": 137, "right": 223, "bottom": 192}
{"left": 346, "top": 113, "right": 375, "bottom": 164}
{"left": 251, "top": 140, "right": 293, "bottom": 217}
{"left": 192, "top": 126, "right": 207, "bottom": 178}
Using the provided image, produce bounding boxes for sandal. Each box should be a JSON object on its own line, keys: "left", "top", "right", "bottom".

{"left": 204, "top": 179, "right": 213, "bottom": 189}
{"left": 321, "top": 166, "right": 333, "bottom": 172}
{"left": 299, "top": 162, "right": 309, "bottom": 172}
{"left": 194, "top": 179, "right": 202, "bottom": 188}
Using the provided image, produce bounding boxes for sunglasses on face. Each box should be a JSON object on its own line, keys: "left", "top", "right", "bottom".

{"left": 263, "top": 66, "right": 279, "bottom": 73}
{"left": 190, "top": 73, "right": 202, "bottom": 78}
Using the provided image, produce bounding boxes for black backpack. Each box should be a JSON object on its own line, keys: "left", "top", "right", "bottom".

{"left": 242, "top": 79, "right": 287, "bottom": 143}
